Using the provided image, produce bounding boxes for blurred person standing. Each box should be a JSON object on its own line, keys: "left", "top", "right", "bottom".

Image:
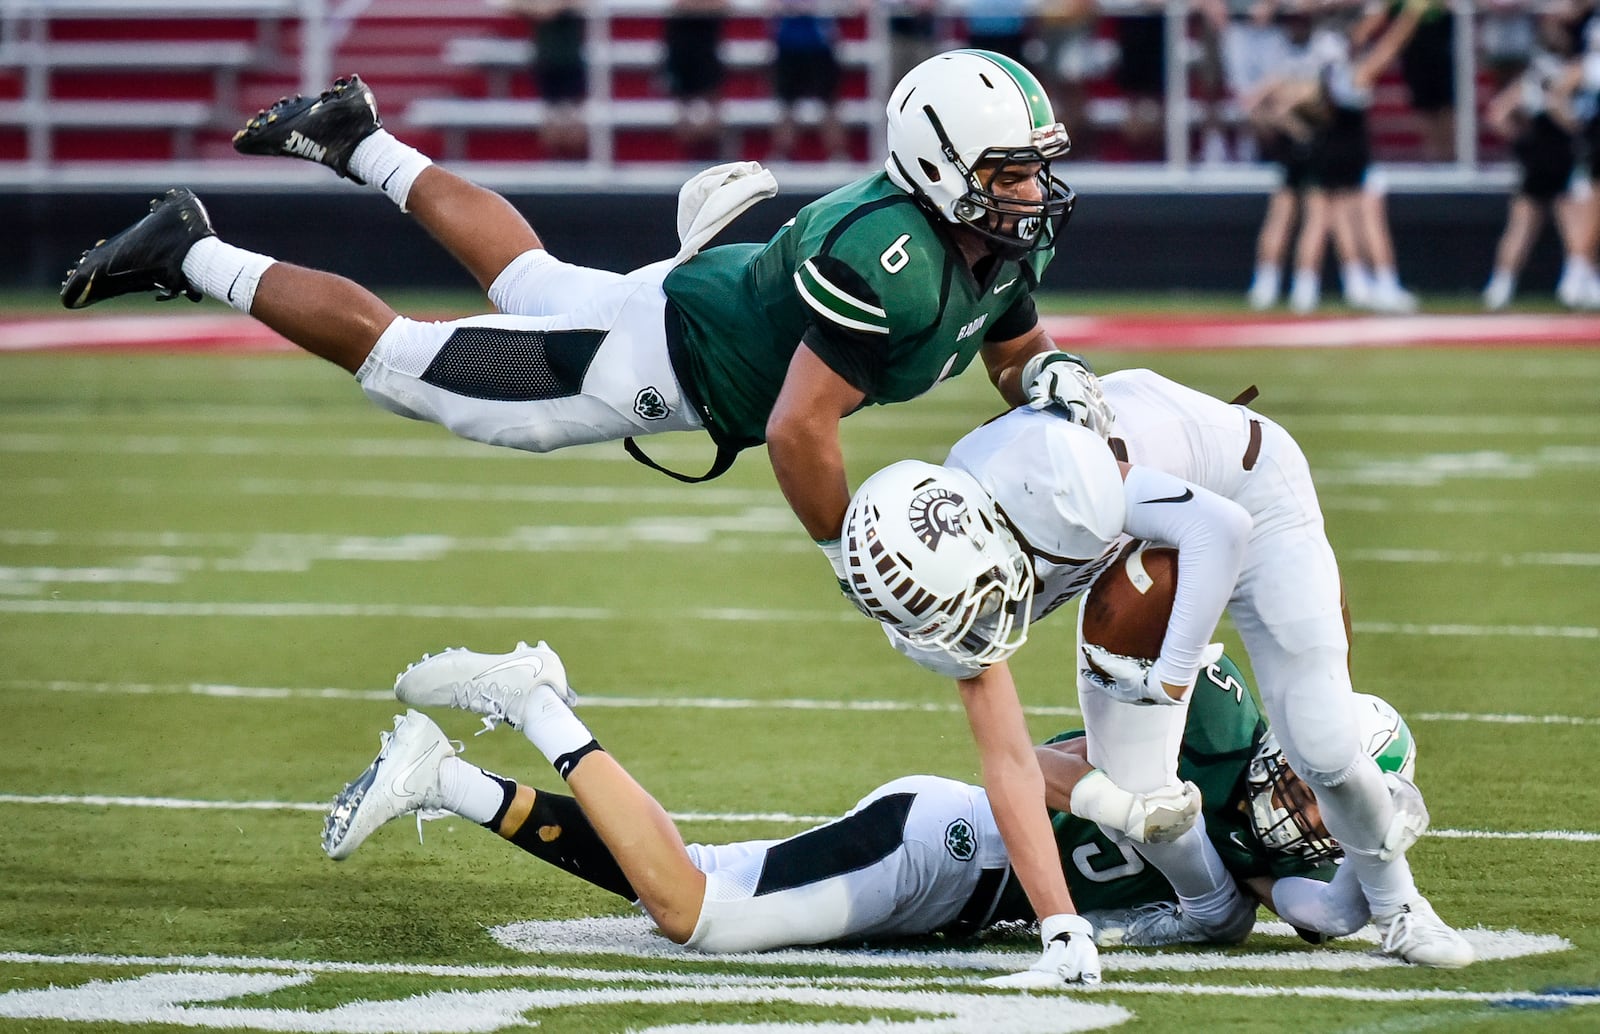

{"left": 1391, "top": 0, "right": 1456, "bottom": 161}
{"left": 665, "top": 0, "right": 729, "bottom": 161}
{"left": 1282, "top": 0, "right": 1434, "bottom": 314}
{"left": 503, "top": 0, "right": 589, "bottom": 160}
{"left": 1108, "top": 0, "right": 1166, "bottom": 159}
{"left": 770, "top": 0, "right": 849, "bottom": 161}
{"left": 1481, "top": 35, "right": 1585, "bottom": 309}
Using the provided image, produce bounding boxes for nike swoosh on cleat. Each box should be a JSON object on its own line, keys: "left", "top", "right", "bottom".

{"left": 389, "top": 741, "right": 440, "bottom": 799}
{"left": 472, "top": 656, "right": 543, "bottom": 680}
{"left": 1141, "top": 489, "right": 1194, "bottom": 504}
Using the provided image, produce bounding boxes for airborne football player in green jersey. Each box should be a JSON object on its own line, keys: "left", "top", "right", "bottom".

{"left": 63, "top": 50, "right": 1106, "bottom": 561}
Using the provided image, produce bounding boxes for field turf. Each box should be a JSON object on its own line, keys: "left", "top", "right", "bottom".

{"left": 1, "top": 331, "right": 1597, "bottom": 1032}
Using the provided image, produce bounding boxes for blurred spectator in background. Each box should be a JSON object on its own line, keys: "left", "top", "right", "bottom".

{"left": 1236, "top": 2, "right": 1307, "bottom": 308}
{"left": 1110, "top": 0, "right": 1167, "bottom": 159}
{"left": 1548, "top": 1, "right": 1600, "bottom": 307}
{"left": 664, "top": 0, "right": 728, "bottom": 162}
{"left": 1386, "top": 0, "right": 1457, "bottom": 160}
{"left": 1281, "top": 0, "right": 1433, "bottom": 314}
{"left": 770, "top": 0, "right": 848, "bottom": 161}
{"left": 503, "top": 0, "right": 588, "bottom": 160}
{"left": 960, "top": 0, "right": 1032, "bottom": 61}
{"left": 886, "top": 0, "right": 942, "bottom": 85}
{"left": 1031, "top": 0, "right": 1102, "bottom": 158}
{"left": 1481, "top": 36, "right": 1584, "bottom": 309}
{"left": 1480, "top": 0, "right": 1539, "bottom": 91}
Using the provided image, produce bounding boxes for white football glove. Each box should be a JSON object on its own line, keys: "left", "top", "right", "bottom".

{"left": 1021, "top": 352, "right": 1113, "bottom": 438}
{"left": 1080, "top": 643, "right": 1225, "bottom": 706}
{"left": 984, "top": 913, "right": 1102, "bottom": 989}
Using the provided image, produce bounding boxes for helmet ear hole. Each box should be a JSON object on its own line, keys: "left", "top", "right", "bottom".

{"left": 918, "top": 157, "right": 942, "bottom": 183}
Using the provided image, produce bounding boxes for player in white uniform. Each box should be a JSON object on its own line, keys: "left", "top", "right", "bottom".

{"left": 318, "top": 642, "right": 1194, "bottom": 971}
{"left": 318, "top": 642, "right": 1422, "bottom": 955}
{"left": 840, "top": 368, "right": 1473, "bottom": 967}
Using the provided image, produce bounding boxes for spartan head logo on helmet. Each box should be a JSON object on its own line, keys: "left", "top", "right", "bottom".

{"left": 907, "top": 486, "right": 966, "bottom": 550}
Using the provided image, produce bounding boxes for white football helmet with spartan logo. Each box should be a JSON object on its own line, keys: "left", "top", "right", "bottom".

{"left": 885, "top": 50, "right": 1076, "bottom": 260}
{"left": 842, "top": 460, "right": 1034, "bottom": 666}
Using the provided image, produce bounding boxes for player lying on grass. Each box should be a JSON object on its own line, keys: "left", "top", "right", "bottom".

{"left": 322, "top": 639, "right": 1428, "bottom": 965}
{"left": 838, "top": 367, "right": 1473, "bottom": 967}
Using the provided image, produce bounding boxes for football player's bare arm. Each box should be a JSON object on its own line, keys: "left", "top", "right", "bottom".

{"left": 400, "top": 166, "right": 544, "bottom": 293}
{"left": 249, "top": 263, "right": 398, "bottom": 373}
{"left": 766, "top": 344, "right": 867, "bottom": 542}
{"left": 981, "top": 323, "right": 1053, "bottom": 407}
{"left": 1034, "top": 738, "right": 1094, "bottom": 813}
{"left": 560, "top": 750, "right": 709, "bottom": 944}
{"left": 959, "top": 663, "right": 1077, "bottom": 920}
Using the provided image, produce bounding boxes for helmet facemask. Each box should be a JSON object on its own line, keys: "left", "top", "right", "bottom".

{"left": 844, "top": 462, "right": 1036, "bottom": 667}
{"left": 918, "top": 108, "right": 1076, "bottom": 261}
{"left": 1245, "top": 694, "right": 1418, "bottom": 861}
{"left": 1245, "top": 733, "right": 1340, "bottom": 862}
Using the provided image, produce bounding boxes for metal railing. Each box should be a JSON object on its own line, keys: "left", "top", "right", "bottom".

{"left": 0, "top": 0, "right": 1511, "bottom": 194}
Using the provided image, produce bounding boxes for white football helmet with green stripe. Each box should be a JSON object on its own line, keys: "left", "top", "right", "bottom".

{"left": 885, "top": 49, "right": 1075, "bottom": 260}
{"left": 1246, "top": 692, "right": 1418, "bottom": 861}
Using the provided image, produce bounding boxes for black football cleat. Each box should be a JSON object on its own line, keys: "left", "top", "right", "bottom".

{"left": 233, "top": 74, "right": 381, "bottom": 182}
{"left": 60, "top": 188, "right": 216, "bottom": 309}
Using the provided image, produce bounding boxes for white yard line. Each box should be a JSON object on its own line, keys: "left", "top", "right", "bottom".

{"left": 0, "top": 792, "right": 1593, "bottom": 842}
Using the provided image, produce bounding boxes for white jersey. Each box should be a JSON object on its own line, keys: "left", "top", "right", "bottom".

{"left": 946, "top": 406, "right": 1131, "bottom": 625}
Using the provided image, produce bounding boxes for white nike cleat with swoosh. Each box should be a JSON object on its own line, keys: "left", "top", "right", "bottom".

{"left": 394, "top": 641, "right": 574, "bottom": 733}
{"left": 322, "top": 710, "right": 455, "bottom": 861}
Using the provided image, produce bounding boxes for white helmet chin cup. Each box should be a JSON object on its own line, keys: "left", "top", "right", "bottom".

{"left": 841, "top": 459, "right": 1034, "bottom": 667}
{"left": 884, "top": 49, "right": 1075, "bottom": 258}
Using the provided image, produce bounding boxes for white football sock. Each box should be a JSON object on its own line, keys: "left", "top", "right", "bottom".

{"left": 1136, "top": 817, "right": 1233, "bottom": 901}
{"left": 348, "top": 129, "right": 433, "bottom": 211}
{"left": 437, "top": 756, "right": 509, "bottom": 825}
{"left": 180, "top": 237, "right": 275, "bottom": 314}
{"left": 520, "top": 684, "right": 596, "bottom": 769}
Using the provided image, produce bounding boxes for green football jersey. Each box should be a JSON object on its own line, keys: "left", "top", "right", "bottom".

{"left": 992, "top": 655, "right": 1332, "bottom": 920}
{"left": 662, "top": 172, "right": 1052, "bottom": 449}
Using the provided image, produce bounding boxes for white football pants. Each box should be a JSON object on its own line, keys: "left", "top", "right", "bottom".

{"left": 355, "top": 250, "right": 702, "bottom": 452}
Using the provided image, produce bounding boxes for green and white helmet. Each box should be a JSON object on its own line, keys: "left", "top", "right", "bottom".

{"left": 884, "top": 49, "right": 1075, "bottom": 260}
{"left": 1245, "top": 693, "right": 1417, "bottom": 861}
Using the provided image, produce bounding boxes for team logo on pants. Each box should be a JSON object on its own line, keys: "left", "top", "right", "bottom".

{"left": 634, "top": 387, "right": 669, "bottom": 421}
{"left": 944, "top": 818, "right": 976, "bottom": 861}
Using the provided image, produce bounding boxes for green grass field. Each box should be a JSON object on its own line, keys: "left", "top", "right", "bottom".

{"left": 2, "top": 337, "right": 1598, "bottom": 1032}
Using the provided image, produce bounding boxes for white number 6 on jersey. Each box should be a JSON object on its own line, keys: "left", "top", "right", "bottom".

{"left": 880, "top": 233, "right": 912, "bottom": 273}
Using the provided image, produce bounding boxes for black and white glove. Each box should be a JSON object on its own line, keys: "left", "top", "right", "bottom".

{"left": 984, "top": 913, "right": 1102, "bottom": 989}
{"left": 1021, "top": 352, "right": 1113, "bottom": 438}
{"left": 1079, "top": 643, "right": 1225, "bottom": 706}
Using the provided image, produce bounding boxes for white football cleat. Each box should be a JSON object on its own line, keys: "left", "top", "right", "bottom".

{"left": 394, "top": 640, "right": 573, "bottom": 733}
{"left": 1087, "top": 891, "right": 1256, "bottom": 947}
{"left": 322, "top": 710, "right": 454, "bottom": 861}
{"left": 1373, "top": 896, "right": 1474, "bottom": 968}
